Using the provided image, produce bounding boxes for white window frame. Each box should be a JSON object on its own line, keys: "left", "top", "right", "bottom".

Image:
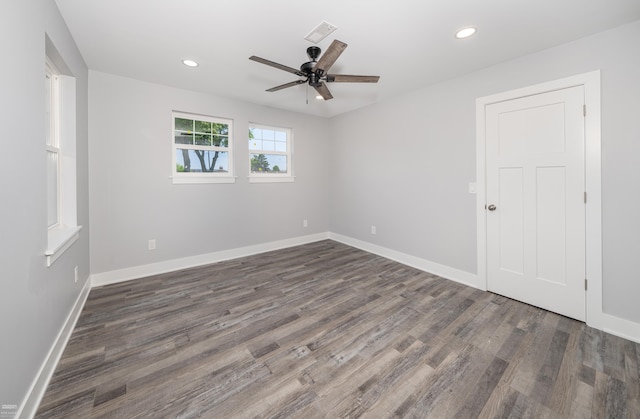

{"left": 172, "top": 111, "right": 235, "bottom": 184}
{"left": 45, "top": 55, "right": 81, "bottom": 267}
{"left": 248, "top": 122, "right": 294, "bottom": 183}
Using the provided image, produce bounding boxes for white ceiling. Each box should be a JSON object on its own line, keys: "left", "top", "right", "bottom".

{"left": 54, "top": 0, "right": 640, "bottom": 118}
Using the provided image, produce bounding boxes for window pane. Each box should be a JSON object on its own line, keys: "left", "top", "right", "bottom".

{"left": 249, "top": 138, "right": 262, "bottom": 150}
{"left": 176, "top": 149, "right": 229, "bottom": 173}
{"left": 175, "top": 118, "right": 193, "bottom": 131}
{"left": 262, "top": 140, "right": 275, "bottom": 151}
{"left": 45, "top": 74, "right": 52, "bottom": 146}
{"left": 213, "top": 135, "right": 228, "bottom": 147}
{"left": 212, "top": 123, "right": 229, "bottom": 135}
{"left": 262, "top": 129, "right": 275, "bottom": 140}
{"left": 175, "top": 132, "right": 193, "bottom": 144}
{"left": 250, "top": 153, "right": 287, "bottom": 173}
{"left": 194, "top": 134, "right": 211, "bottom": 146}
{"left": 275, "top": 131, "right": 286, "bottom": 142}
{"left": 194, "top": 120, "right": 211, "bottom": 134}
{"left": 250, "top": 127, "right": 261, "bottom": 139}
{"left": 275, "top": 141, "right": 287, "bottom": 152}
{"left": 47, "top": 151, "right": 58, "bottom": 227}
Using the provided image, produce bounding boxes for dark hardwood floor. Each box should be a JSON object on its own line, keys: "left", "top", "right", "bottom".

{"left": 36, "top": 240, "right": 640, "bottom": 418}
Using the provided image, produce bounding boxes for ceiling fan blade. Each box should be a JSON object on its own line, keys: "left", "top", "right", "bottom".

{"left": 326, "top": 74, "right": 380, "bottom": 83}
{"left": 249, "top": 56, "right": 305, "bottom": 77}
{"left": 313, "top": 83, "right": 333, "bottom": 100}
{"left": 315, "top": 40, "right": 347, "bottom": 75}
{"left": 266, "top": 79, "right": 306, "bottom": 92}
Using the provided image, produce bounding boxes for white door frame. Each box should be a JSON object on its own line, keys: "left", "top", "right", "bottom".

{"left": 476, "top": 70, "right": 603, "bottom": 328}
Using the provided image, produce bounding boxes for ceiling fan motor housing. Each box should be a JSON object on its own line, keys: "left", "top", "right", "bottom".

{"left": 300, "top": 60, "right": 316, "bottom": 75}
{"left": 301, "top": 45, "right": 321, "bottom": 84}
{"left": 308, "top": 73, "right": 321, "bottom": 87}
{"left": 306, "top": 46, "right": 321, "bottom": 60}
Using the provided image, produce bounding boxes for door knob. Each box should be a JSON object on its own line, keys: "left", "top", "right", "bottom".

{"left": 487, "top": 204, "right": 497, "bottom": 211}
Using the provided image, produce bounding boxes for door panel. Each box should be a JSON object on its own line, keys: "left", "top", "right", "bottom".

{"left": 498, "top": 167, "right": 524, "bottom": 275}
{"left": 486, "top": 86, "right": 585, "bottom": 321}
{"left": 536, "top": 166, "right": 566, "bottom": 284}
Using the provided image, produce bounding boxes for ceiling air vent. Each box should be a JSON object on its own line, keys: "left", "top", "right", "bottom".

{"left": 304, "top": 21, "right": 337, "bottom": 44}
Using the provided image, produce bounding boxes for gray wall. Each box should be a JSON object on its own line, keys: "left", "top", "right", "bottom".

{"left": 329, "top": 20, "right": 640, "bottom": 323}
{"left": 3, "top": 3, "right": 638, "bottom": 409}
{"left": 89, "top": 71, "right": 330, "bottom": 275}
{"left": 0, "top": 0, "right": 89, "bottom": 409}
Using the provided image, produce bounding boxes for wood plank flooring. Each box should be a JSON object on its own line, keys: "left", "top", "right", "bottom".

{"left": 36, "top": 240, "right": 640, "bottom": 418}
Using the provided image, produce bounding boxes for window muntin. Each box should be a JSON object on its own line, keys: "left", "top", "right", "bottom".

{"left": 172, "top": 112, "right": 234, "bottom": 183}
{"left": 249, "top": 123, "right": 293, "bottom": 182}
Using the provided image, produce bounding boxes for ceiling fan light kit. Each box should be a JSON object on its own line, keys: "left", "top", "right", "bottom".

{"left": 249, "top": 39, "right": 380, "bottom": 101}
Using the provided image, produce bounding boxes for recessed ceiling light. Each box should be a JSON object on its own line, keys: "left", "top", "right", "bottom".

{"left": 455, "top": 27, "right": 477, "bottom": 39}
{"left": 315, "top": 95, "right": 324, "bottom": 100}
{"left": 182, "top": 59, "right": 199, "bottom": 68}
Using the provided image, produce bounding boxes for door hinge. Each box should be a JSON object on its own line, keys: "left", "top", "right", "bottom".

{"left": 585, "top": 278, "right": 588, "bottom": 291}
{"left": 583, "top": 104, "right": 586, "bottom": 117}
{"left": 584, "top": 192, "right": 587, "bottom": 204}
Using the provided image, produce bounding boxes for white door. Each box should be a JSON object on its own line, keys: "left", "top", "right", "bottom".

{"left": 485, "top": 86, "right": 586, "bottom": 321}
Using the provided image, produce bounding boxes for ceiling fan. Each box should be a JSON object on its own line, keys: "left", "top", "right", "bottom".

{"left": 249, "top": 40, "right": 380, "bottom": 101}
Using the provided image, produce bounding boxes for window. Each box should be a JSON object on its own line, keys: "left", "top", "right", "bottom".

{"left": 249, "top": 123, "right": 293, "bottom": 183}
{"left": 46, "top": 61, "right": 60, "bottom": 229}
{"left": 172, "top": 112, "right": 234, "bottom": 184}
{"left": 45, "top": 53, "right": 80, "bottom": 267}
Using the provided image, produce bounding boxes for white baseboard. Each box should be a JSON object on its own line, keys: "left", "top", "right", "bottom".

{"left": 17, "top": 277, "right": 91, "bottom": 419}
{"left": 328, "top": 233, "right": 479, "bottom": 289}
{"left": 601, "top": 313, "right": 640, "bottom": 344}
{"left": 91, "top": 233, "right": 330, "bottom": 287}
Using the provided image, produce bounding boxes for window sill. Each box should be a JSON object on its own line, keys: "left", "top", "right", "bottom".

{"left": 249, "top": 176, "right": 295, "bottom": 184}
{"left": 46, "top": 225, "right": 82, "bottom": 267}
{"left": 171, "top": 176, "right": 236, "bottom": 184}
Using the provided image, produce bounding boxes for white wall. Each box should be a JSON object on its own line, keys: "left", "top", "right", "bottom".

{"left": 0, "top": 0, "right": 89, "bottom": 412}
{"left": 329, "top": 20, "right": 640, "bottom": 324}
{"left": 89, "top": 72, "right": 330, "bottom": 276}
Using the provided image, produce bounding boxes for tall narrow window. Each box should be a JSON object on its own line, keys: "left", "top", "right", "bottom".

{"left": 249, "top": 123, "right": 293, "bottom": 183}
{"left": 172, "top": 112, "right": 235, "bottom": 184}
{"left": 44, "top": 48, "right": 80, "bottom": 267}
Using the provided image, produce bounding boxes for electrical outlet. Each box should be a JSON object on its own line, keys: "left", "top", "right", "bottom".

{"left": 148, "top": 239, "right": 156, "bottom": 250}
{"left": 74, "top": 266, "right": 78, "bottom": 283}
{"left": 371, "top": 225, "right": 377, "bottom": 235}
{"left": 303, "top": 219, "right": 308, "bottom": 228}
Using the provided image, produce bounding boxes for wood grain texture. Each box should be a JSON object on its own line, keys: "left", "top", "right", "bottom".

{"left": 36, "top": 240, "right": 640, "bottom": 418}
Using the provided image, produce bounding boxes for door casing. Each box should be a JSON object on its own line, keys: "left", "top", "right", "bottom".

{"left": 475, "top": 70, "right": 602, "bottom": 327}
